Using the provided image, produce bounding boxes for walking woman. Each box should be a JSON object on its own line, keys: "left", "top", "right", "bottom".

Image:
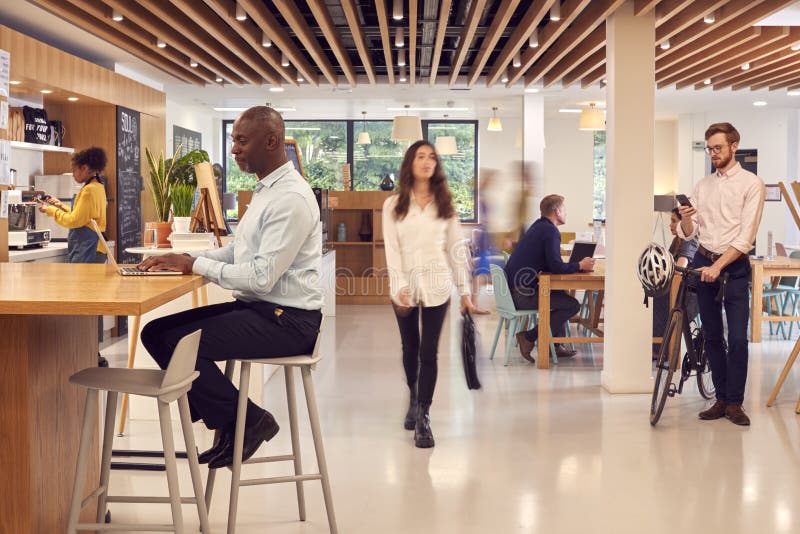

{"left": 382, "top": 140, "right": 474, "bottom": 448}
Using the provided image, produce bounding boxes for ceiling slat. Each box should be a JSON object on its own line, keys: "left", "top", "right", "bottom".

{"left": 656, "top": 0, "right": 785, "bottom": 58}
{"left": 163, "top": 0, "right": 282, "bottom": 86}
{"left": 749, "top": 69, "right": 800, "bottom": 91}
{"left": 137, "top": 0, "right": 265, "bottom": 84}
{"left": 768, "top": 78, "right": 800, "bottom": 91}
{"left": 656, "top": 0, "right": 727, "bottom": 44}
{"left": 271, "top": 0, "right": 338, "bottom": 86}
{"left": 466, "top": 0, "right": 520, "bottom": 87}
{"left": 581, "top": 64, "right": 606, "bottom": 88}
{"left": 102, "top": 0, "right": 245, "bottom": 85}
{"left": 409, "top": 0, "right": 417, "bottom": 85}
{"left": 520, "top": 0, "right": 623, "bottom": 88}
{"left": 341, "top": 0, "right": 376, "bottom": 85}
{"left": 709, "top": 47, "right": 800, "bottom": 90}
{"left": 306, "top": 0, "right": 356, "bottom": 87}
{"left": 654, "top": 0, "right": 694, "bottom": 28}
{"left": 233, "top": 0, "right": 319, "bottom": 86}
{"left": 507, "top": 0, "right": 593, "bottom": 87}
{"left": 657, "top": 27, "right": 785, "bottom": 88}
{"left": 485, "top": 0, "right": 555, "bottom": 87}
{"left": 447, "top": 0, "right": 488, "bottom": 86}
{"left": 374, "top": 0, "right": 395, "bottom": 84}
{"left": 429, "top": 0, "right": 454, "bottom": 85}
{"left": 634, "top": 0, "right": 660, "bottom": 17}
{"left": 540, "top": 24, "right": 605, "bottom": 88}
{"left": 656, "top": 26, "right": 761, "bottom": 76}
{"left": 732, "top": 63, "right": 800, "bottom": 91}
{"left": 672, "top": 31, "right": 796, "bottom": 89}
{"left": 69, "top": 0, "right": 219, "bottom": 85}
{"left": 562, "top": 49, "right": 605, "bottom": 87}
{"left": 29, "top": 0, "right": 203, "bottom": 85}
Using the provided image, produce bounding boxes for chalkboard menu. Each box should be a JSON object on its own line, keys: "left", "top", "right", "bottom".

{"left": 173, "top": 125, "right": 201, "bottom": 156}
{"left": 116, "top": 106, "right": 141, "bottom": 266}
{"left": 284, "top": 138, "right": 305, "bottom": 178}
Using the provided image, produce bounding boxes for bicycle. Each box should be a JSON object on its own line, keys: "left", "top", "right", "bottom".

{"left": 650, "top": 266, "right": 728, "bottom": 426}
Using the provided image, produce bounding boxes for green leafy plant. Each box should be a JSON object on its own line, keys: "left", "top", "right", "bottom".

{"left": 170, "top": 183, "right": 196, "bottom": 217}
{"left": 167, "top": 148, "right": 210, "bottom": 187}
{"left": 145, "top": 145, "right": 181, "bottom": 223}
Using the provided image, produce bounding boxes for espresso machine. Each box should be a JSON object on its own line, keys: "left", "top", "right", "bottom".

{"left": 7, "top": 189, "right": 51, "bottom": 249}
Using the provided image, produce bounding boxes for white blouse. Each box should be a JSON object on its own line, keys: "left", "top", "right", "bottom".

{"left": 382, "top": 193, "right": 471, "bottom": 307}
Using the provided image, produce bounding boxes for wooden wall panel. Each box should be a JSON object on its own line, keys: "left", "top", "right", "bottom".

{"left": 140, "top": 113, "right": 166, "bottom": 225}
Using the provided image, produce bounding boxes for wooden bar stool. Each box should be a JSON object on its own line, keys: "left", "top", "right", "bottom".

{"left": 67, "top": 330, "right": 210, "bottom": 533}
{"left": 205, "top": 332, "right": 338, "bottom": 534}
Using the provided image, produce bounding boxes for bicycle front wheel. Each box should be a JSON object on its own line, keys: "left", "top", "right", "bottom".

{"left": 651, "top": 309, "right": 683, "bottom": 425}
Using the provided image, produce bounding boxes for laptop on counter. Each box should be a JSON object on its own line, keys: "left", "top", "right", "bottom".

{"left": 568, "top": 241, "right": 597, "bottom": 264}
{"left": 90, "top": 221, "right": 184, "bottom": 276}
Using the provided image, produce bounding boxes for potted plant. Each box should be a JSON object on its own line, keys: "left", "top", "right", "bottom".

{"left": 145, "top": 145, "right": 180, "bottom": 247}
{"left": 170, "top": 183, "right": 195, "bottom": 233}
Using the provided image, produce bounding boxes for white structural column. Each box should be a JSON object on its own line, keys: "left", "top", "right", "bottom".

{"left": 523, "top": 93, "right": 546, "bottom": 219}
{"left": 601, "top": 1, "right": 655, "bottom": 393}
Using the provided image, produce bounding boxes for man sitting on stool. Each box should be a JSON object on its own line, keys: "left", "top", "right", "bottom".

{"left": 137, "top": 106, "right": 322, "bottom": 468}
{"left": 504, "top": 194, "right": 595, "bottom": 362}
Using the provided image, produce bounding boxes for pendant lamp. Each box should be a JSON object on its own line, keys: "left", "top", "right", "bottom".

{"left": 435, "top": 114, "right": 457, "bottom": 155}
{"left": 391, "top": 104, "right": 423, "bottom": 141}
{"left": 487, "top": 106, "right": 502, "bottom": 132}
{"left": 578, "top": 103, "right": 605, "bottom": 131}
{"left": 357, "top": 111, "right": 371, "bottom": 145}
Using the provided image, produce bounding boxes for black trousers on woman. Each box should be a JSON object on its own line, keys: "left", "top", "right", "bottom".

{"left": 141, "top": 300, "right": 321, "bottom": 430}
{"left": 393, "top": 301, "right": 450, "bottom": 406}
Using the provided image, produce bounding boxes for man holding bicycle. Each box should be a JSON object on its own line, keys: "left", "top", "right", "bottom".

{"left": 677, "top": 122, "right": 765, "bottom": 426}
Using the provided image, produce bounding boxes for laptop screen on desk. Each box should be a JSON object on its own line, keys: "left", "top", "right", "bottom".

{"left": 568, "top": 241, "right": 597, "bottom": 263}
{"left": 89, "top": 221, "right": 183, "bottom": 276}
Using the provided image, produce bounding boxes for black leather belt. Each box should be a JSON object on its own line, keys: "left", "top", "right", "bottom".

{"left": 696, "top": 245, "right": 723, "bottom": 262}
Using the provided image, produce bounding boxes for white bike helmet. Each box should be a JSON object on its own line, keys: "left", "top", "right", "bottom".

{"left": 637, "top": 242, "right": 674, "bottom": 298}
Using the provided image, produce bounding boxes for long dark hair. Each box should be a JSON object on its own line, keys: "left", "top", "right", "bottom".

{"left": 393, "top": 140, "right": 455, "bottom": 221}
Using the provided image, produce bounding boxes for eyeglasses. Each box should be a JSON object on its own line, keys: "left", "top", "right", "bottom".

{"left": 704, "top": 144, "right": 730, "bottom": 154}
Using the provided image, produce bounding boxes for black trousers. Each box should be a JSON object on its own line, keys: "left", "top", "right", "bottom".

{"left": 141, "top": 300, "right": 321, "bottom": 430}
{"left": 691, "top": 254, "right": 751, "bottom": 405}
{"left": 511, "top": 287, "right": 580, "bottom": 340}
{"left": 393, "top": 301, "right": 450, "bottom": 406}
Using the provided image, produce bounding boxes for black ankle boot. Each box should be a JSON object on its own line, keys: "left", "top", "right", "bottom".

{"left": 414, "top": 403, "right": 434, "bottom": 448}
{"left": 404, "top": 387, "right": 418, "bottom": 430}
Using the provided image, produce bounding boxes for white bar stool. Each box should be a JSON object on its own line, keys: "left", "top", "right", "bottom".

{"left": 205, "top": 331, "right": 338, "bottom": 534}
{"left": 67, "top": 330, "right": 210, "bottom": 533}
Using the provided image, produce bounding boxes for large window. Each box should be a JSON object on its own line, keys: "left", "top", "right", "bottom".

{"left": 592, "top": 130, "right": 606, "bottom": 221}
{"left": 222, "top": 118, "right": 479, "bottom": 221}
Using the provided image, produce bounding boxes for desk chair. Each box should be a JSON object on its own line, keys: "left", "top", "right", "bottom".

{"left": 205, "top": 329, "right": 337, "bottom": 534}
{"left": 67, "top": 330, "right": 209, "bottom": 534}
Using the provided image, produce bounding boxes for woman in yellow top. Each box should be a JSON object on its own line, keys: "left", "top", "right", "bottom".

{"left": 38, "top": 147, "right": 108, "bottom": 264}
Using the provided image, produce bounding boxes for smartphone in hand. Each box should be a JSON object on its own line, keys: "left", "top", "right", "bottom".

{"left": 675, "top": 194, "right": 692, "bottom": 207}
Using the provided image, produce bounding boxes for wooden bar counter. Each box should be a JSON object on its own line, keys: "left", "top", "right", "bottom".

{"left": 0, "top": 263, "right": 206, "bottom": 533}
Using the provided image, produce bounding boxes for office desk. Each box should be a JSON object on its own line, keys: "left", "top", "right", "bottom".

{"left": 0, "top": 263, "right": 206, "bottom": 533}
{"left": 750, "top": 257, "right": 800, "bottom": 343}
{"left": 536, "top": 261, "right": 605, "bottom": 369}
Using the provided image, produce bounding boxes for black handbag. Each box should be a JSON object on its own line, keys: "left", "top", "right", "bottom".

{"left": 461, "top": 311, "right": 481, "bottom": 390}
{"left": 22, "top": 106, "right": 51, "bottom": 144}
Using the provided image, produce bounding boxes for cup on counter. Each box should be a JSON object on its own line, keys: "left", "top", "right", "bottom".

{"left": 145, "top": 227, "right": 158, "bottom": 249}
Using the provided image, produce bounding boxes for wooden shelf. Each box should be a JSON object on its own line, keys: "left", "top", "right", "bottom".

{"left": 10, "top": 141, "right": 75, "bottom": 154}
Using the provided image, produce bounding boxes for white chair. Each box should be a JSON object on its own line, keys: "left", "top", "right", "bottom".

{"left": 205, "top": 329, "right": 338, "bottom": 534}
{"left": 67, "top": 330, "right": 210, "bottom": 534}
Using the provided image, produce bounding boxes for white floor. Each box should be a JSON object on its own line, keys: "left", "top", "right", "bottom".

{"left": 98, "top": 294, "right": 800, "bottom": 534}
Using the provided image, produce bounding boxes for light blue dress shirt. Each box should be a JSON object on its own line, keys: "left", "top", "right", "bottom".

{"left": 192, "top": 161, "right": 323, "bottom": 310}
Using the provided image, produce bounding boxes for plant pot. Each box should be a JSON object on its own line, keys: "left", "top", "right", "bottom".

{"left": 144, "top": 221, "right": 173, "bottom": 248}
{"left": 172, "top": 216, "right": 192, "bottom": 234}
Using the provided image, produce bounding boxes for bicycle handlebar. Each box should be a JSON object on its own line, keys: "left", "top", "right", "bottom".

{"left": 674, "top": 266, "right": 729, "bottom": 302}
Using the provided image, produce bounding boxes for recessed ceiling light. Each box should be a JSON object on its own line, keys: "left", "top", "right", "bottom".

{"left": 156, "top": 39, "right": 166, "bottom": 48}
{"left": 549, "top": 3, "right": 560, "bottom": 22}
{"left": 524, "top": 87, "right": 539, "bottom": 93}
{"left": 703, "top": 13, "right": 715, "bottom": 24}
{"left": 235, "top": 2, "right": 247, "bottom": 21}
{"left": 558, "top": 108, "right": 582, "bottom": 113}
{"left": 660, "top": 39, "right": 670, "bottom": 50}
{"left": 269, "top": 86, "right": 284, "bottom": 92}
{"left": 67, "top": 97, "right": 79, "bottom": 101}
{"left": 792, "top": 43, "right": 800, "bottom": 51}
{"left": 753, "top": 101, "right": 767, "bottom": 106}
{"left": 262, "top": 31, "right": 271, "bottom": 47}
{"left": 742, "top": 63, "right": 750, "bottom": 70}
{"left": 189, "top": 58, "right": 198, "bottom": 68}
{"left": 215, "top": 77, "right": 223, "bottom": 83}
{"left": 704, "top": 79, "right": 711, "bottom": 85}
{"left": 40, "top": 89, "right": 52, "bottom": 94}
{"left": 213, "top": 106, "right": 296, "bottom": 112}
{"left": 9, "top": 80, "right": 21, "bottom": 85}
{"left": 111, "top": 9, "right": 123, "bottom": 22}
{"left": 386, "top": 106, "right": 470, "bottom": 111}
{"left": 788, "top": 90, "right": 800, "bottom": 96}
